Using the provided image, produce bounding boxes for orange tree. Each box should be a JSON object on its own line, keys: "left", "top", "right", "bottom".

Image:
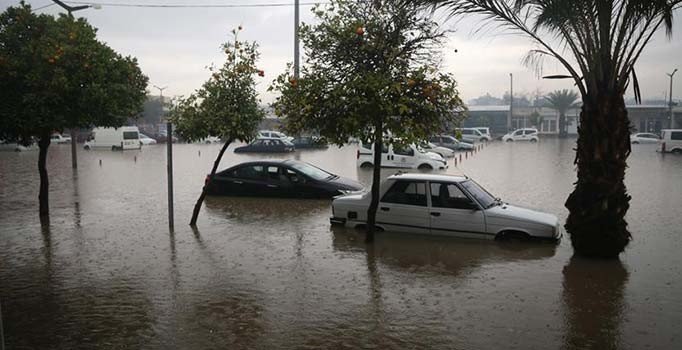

{"left": 0, "top": 3, "right": 147, "bottom": 219}
{"left": 271, "top": 0, "right": 465, "bottom": 242}
{"left": 420, "top": 0, "right": 680, "bottom": 257}
{"left": 170, "top": 28, "right": 265, "bottom": 226}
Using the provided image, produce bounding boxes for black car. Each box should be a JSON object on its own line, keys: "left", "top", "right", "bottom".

{"left": 291, "top": 136, "right": 329, "bottom": 149}
{"left": 206, "top": 160, "right": 364, "bottom": 198}
{"left": 234, "top": 138, "right": 295, "bottom": 153}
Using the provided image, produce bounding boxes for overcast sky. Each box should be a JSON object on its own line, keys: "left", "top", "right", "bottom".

{"left": 5, "top": 0, "right": 682, "bottom": 104}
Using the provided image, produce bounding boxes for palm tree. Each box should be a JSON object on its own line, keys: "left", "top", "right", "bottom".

{"left": 545, "top": 89, "right": 579, "bottom": 137}
{"left": 419, "top": 0, "right": 680, "bottom": 258}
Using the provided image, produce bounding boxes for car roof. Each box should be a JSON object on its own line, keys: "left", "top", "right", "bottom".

{"left": 387, "top": 173, "right": 468, "bottom": 183}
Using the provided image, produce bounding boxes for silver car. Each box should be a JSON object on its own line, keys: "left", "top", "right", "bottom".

{"left": 331, "top": 173, "right": 562, "bottom": 241}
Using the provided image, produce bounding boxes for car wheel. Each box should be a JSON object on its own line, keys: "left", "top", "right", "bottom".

{"left": 360, "top": 162, "right": 373, "bottom": 168}
{"left": 672, "top": 149, "right": 682, "bottom": 154}
{"left": 496, "top": 231, "right": 530, "bottom": 242}
{"left": 418, "top": 164, "right": 433, "bottom": 170}
{"left": 84, "top": 145, "right": 91, "bottom": 150}
{"left": 506, "top": 139, "right": 513, "bottom": 142}
{"left": 530, "top": 138, "right": 538, "bottom": 143}
{"left": 632, "top": 141, "right": 639, "bottom": 144}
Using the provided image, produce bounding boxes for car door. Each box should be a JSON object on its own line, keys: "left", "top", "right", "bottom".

{"left": 214, "top": 164, "right": 267, "bottom": 196}
{"left": 376, "top": 180, "right": 430, "bottom": 234}
{"left": 643, "top": 133, "right": 660, "bottom": 143}
{"left": 513, "top": 129, "right": 525, "bottom": 141}
{"left": 393, "top": 144, "right": 416, "bottom": 168}
{"left": 428, "top": 182, "right": 487, "bottom": 238}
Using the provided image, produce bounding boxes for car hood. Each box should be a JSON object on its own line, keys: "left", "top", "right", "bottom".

{"left": 327, "top": 176, "right": 365, "bottom": 191}
{"left": 486, "top": 203, "right": 558, "bottom": 227}
{"left": 459, "top": 142, "right": 474, "bottom": 149}
{"left": 425, "top": 151, "right": 444, "bottom": 161}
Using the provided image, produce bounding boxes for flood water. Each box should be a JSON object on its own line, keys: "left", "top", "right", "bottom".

{"left": 1, "top": 139, "right": 681, "bottom": 349}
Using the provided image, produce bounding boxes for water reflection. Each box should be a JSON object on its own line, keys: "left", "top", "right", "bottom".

{"left": 562, "top": 256, "right": 628, "bottom": 350}
{"left": 331, "top": 226, "right": 557, "bottom": 275}
{"left": 203, "top": 196, "right": 329, "bottom": 223}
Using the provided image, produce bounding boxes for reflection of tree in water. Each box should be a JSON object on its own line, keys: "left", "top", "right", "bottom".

{"left": 562, "top": 256, "right": 629, "bottom": 350}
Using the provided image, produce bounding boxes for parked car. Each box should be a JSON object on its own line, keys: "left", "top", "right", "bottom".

{"left": 84, "top": 126, "right": 141, "bottom": 150}
{"left": 139, "top": 133, "right": 158, "bottom": 145}
{"left": 205, "top": 160, "right": 364, "bottom": 198}
{"left": 659, "top": 129, "right": 682, "bottom": 154}
{"left": 330, "top": 173, "right": 562, "bottom": 242}
{"left": 419, "top": 142, "right": 455, "bottom": 158}
{"left": 357, "top": 142, "right": 447, "bottom": 170}
{"left": 292, "top": 136, "right": 328, "bottom": 149}
{"left": 199, "top": 136, "right": 221, "bottom": 144}
{"left": 502, "top": 128, "right": 539, "bottom": 142}
{"left": 456, "top": 128, "right": 492, "bottom": 142}
{"left": 258, "top": 130, "right": 294, "bottom": 142}
{"left": 630, "top": 132, "right": 660, "bottom": 144}
{"left": 429, "top": 135, "right": 474, "bottom": 151}
{"left": 234, "top": 137, "right": 295, "bottom": 153}
{"left": 475, "top": 127, "right": 492, "bottom": 140}
{"left": 0, "top": 139, "right": 34, "bottom": 152}
{"left": 50, "top": 133, "right": 72, "bottom": 144}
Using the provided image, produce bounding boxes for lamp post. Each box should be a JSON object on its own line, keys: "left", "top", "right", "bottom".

{"left": 667, "top": 69, "right": 678, "bottom": 129}
{"left": 294, "top": 0, "right": 300, "bottom": 79}
{"left": 508, "top": 73, "right": 513, "bottom": 131}
{"left": 50, "top": 1, "right": 101, "bottom": 170}
{"left": 154, "top": 85, "right": 173, "bottom": 229}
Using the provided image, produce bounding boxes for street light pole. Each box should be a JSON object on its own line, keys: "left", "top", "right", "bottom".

{"left": 667, "top": 69, "right": 678, "bottom": 129}
{"left": 294, "top": 0, "right": 300, "bottom": 79}
{"left": 154, "top": 85, "right": 173, "bottom": 229}
{"left": 509, "top": 73, "right": 513, "bottom": 131}
{"left": 50, "top": 1, "right": 101, "bottom": 169}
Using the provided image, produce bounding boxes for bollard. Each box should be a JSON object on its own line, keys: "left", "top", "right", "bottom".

{"left": 198, "top": 150, "right": 201, "bottom": 157}
{"left": 99, "top": 159, "right": 102, "bottom": 166}
{"left": 454, "top": 157, "right": 457, "bottom": 166}
{"left": 465, "top": 152, "right": 468, "bottom": 159}
{"left": 459, "top": 154, "right": 462, "bottom": 163}
{"left": 134, "top": 155, "right": 137, "bottom": 163}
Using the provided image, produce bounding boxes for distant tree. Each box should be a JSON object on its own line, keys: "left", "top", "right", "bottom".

{"left": 170, "top": 27, "right": 265, "bottom": 226}
{"left": 0, "top": 3, "right": 148, "bottom": 219}
{"left": 271, "top": 0, "right": 465, "bottom": 242}
{"left": 469, "top": 93, "right": 505, "bottom": 106}
{"left": 420, "top": 0, "right": 679, "bottom": 258}
{"left": 528, "top": 111, "right": 543, "bottom": 129}
{"left": 545, "top": 89, "right": 579, "bottom": 137}
{"left": 503, "top": 92, "right": 532, "bottom": 107}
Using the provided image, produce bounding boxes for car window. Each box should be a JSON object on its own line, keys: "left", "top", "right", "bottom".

{"left": 524, "top": 129, "right": 536, "bottom": 135}
{"left": 459, "top": 180, "right": 495, "bottom": 208}
{"left": 252, "top": 139, "right": 264, "bottom": 146}
{"left": 123, "top": 131, "right": 138, "bottom": 140}
{"left": 289, "top": 162, "right": 333, "bottom": 181}
{"left": 644, "top": 134, "right": 658, "bottom": 139}
{"left": 671, "top": 131, "right": 682, "bottom": 140}
{"left": 430, "top": 183, "right": 476, "bottom": 209}
{"left": 266, "top": 166, "right": 282, "bottom": 181}
{"left": 394, "top": 145, "right": 414, "bottom": 156}
{"left": 513, "top": 130, "right": 523, "bottom": 136}
{"left": 429, "top": 136, "right": 439, "bottom": 143}
{"left": 273, "top": 139, "right": 283, "bottom": 145}
{"left": 233, "top": 165, "right": 265, "bottom": 179}
{"left": 381, "top": 181, "right": 427, "bottom": 206}
{"left": 442, "top": 137, "right": 453, "bottom": 144}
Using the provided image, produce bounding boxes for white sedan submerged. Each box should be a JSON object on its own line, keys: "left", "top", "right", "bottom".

{"left": 331, "top": 173, "right": 562, "bottom": 241}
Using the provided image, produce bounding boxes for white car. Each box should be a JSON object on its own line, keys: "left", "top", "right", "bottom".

{"left": 331, "top": 173, "right": 562, "bottom": 241}
{"left": 659, "top": 129, "right": 682, "bottom": 154}
{"left": 50, "top": 133, "right": 71, "bottom": 144}
{"left": 357, "top": 142, "right": 448, "bottom": 170}
{"left": 258, "top": 130, "right": 294, "bottom": 143}
{"left": 630, "top": 132, "right": 660, "bottom": 144}
{"left": 502, "top": 128, "right": 539, "bottom": 142}
{"left": 139, "top": 133, "right": 157, "bottom": 145}
{"left": 199, "top": 136, "right": 221, "bottom": 144}
{"left": 456, "top": 128, "right": 492, "bottom": 142}
{"left": 420, "top": 142, "right": 455, "bottom": 158}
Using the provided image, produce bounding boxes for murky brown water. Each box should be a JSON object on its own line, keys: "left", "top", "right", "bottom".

{"left": 1, "top": 140, "right": 681, "bottom": 349}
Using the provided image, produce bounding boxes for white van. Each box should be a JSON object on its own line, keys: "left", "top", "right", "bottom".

{"left": 84, "top": 126, "right": 141, "bottom": 150}
{"left": 456, "top": 128, "right": 492, "bottom": 142}
{"left": 357, "top": 142, "right": 448, "bottom": 170}
{"left": 659, "top": 129, "right": 682, "bottom": 154}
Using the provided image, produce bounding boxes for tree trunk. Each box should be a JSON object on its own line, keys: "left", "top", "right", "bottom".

{"left": 564, "top": 94, "right": 631, "bottom": 258}
{"left": 365, "top": 120, "right": 383, "bottom": 243}
{"left": 38, "top": 131, "right": 51, "bottom": 218}
{"left": 189, "top": 139, "right": 232, "bottom": 226}
{"left": 559, "top": 113, "right": 567, "bottom": 138}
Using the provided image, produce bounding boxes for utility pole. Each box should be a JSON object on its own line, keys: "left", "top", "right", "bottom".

{"left": 509, "top": 73, "right": 513, "bottom": 131}
{"left": 667, "top": 69, "right": 678, "bottom": 129}
{"left": 154, "top": 85, "right": 173, "bottom": 229}
{"left": 51, "top": 1, "right": 101, "bottom": 169}
{"left": 294, "top": 0, "right": 300, "bottom": 79}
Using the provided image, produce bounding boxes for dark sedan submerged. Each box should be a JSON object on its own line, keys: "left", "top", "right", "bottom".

{"left": 206, "top": 160, "right": 364, "bottom": 198}
{"left": 234, "top": 138, "right": 294, "bottom": 153}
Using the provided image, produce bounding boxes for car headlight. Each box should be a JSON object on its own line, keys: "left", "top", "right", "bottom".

{"left": 338, "top": 189, "right": 359, "bottom": 195}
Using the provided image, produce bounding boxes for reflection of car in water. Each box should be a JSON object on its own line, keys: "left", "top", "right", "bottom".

{"left": 205, "top": 160, "right": 364, "bottom": 198}
{"left": 0, "top": 139, "right": 35, "bottom": 152}
{"left": 234, "top": 138, "right": 295, "bottom": 153}
{"left": 331, "top": 173, "right": 562, "bottom": 242}
{"left": 330, "top": 225, "right": 557, "bottom": 274}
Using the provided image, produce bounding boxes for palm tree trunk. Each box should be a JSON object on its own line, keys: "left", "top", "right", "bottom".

{"left": 365, "top": 119, "right": 383, "bottom": 243}
{"left": 38, "top": 131, "right": 51, "bottom": 218}
{"left": 565, "top": 94, "right": 631, "bottom": 258}
{"left": 559, "top": 113, "right": 567, "bottom": 138}
{"left": 189, "top": 139, "right": 232, "bottom": 226}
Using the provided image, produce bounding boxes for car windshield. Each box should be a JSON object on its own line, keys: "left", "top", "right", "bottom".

{"left": 460, "top": 180, "right": 496, "bottom": 208}
{"left": 289, "top": 162, "right": 335, "bottom": 181}
{"left": 272, "top": 132, "right": 285, "bottom": 138}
